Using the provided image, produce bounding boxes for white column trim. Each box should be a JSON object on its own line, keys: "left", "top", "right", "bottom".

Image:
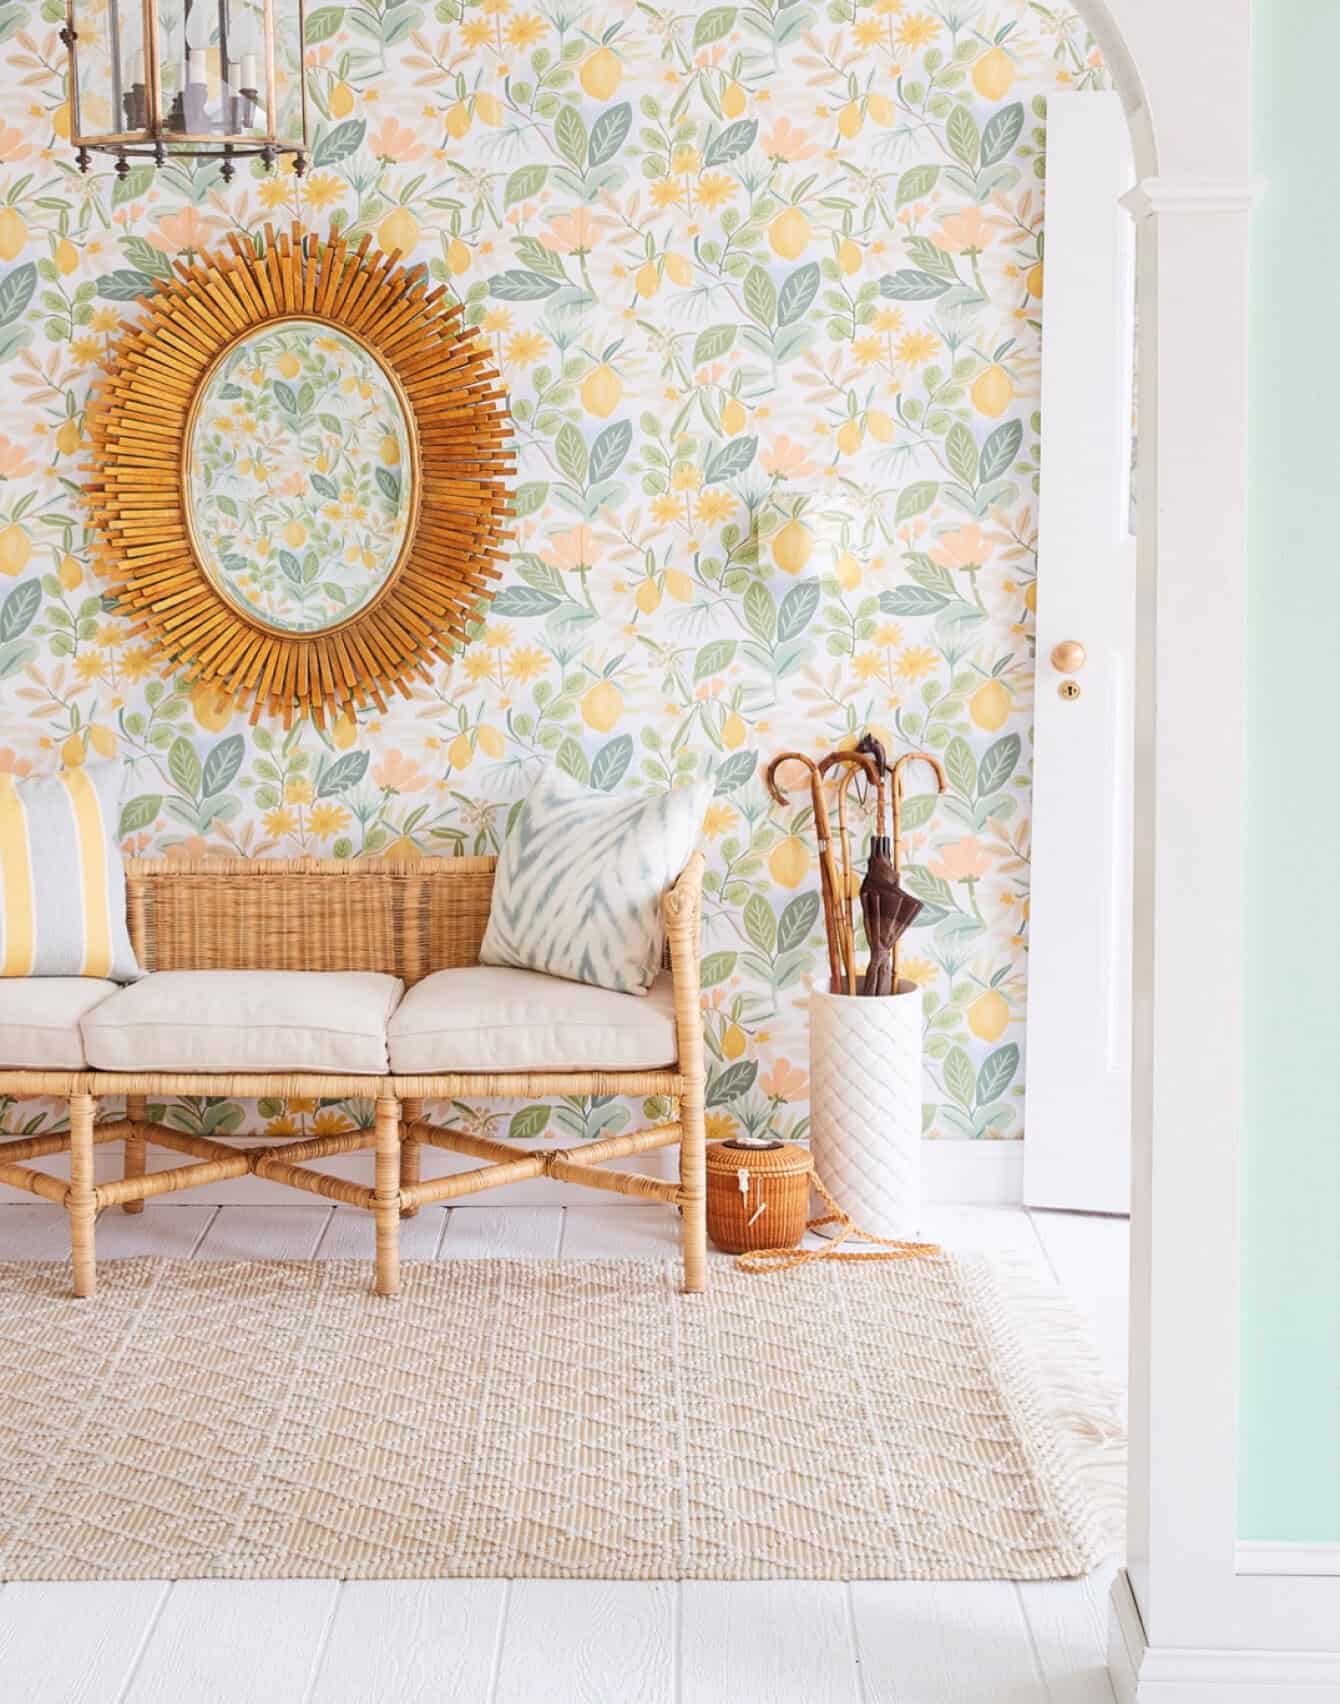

{"left": 1121, "top": 174, "right": 1268, "bottom": 217}
{"left": 1236, "top": 1542, "right": 1340, "bottom": 1578}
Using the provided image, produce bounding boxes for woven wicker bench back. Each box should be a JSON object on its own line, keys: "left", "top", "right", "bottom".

{"left": 123, "top": 857, "right": 497, "bottom": 985}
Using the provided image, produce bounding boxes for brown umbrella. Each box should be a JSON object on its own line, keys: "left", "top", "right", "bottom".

{"left": 816, "top": 748, "right": 885, "bottom": 994}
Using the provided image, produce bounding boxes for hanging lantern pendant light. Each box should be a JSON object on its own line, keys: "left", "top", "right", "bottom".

{"left": 62, "top": 0, "right": 308, "bottom": 181}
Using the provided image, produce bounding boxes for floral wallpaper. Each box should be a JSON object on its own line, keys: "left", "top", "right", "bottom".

{"left": 0, "top": 0, "right": 1105, "bottom": 1151}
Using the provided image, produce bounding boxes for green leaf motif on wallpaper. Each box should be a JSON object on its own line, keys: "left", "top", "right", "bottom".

{"left": 201, "top": 735, "right": 245, "bottom": 800}
{"left": 694, "top": 639, "right": 736, "bottom": 680}
{"left": 311, "top": 120, "right": 366, "bottom": 167}
{"left": 588, "top": 103, "right": 631, "bottom": 169}
{"left": 980, "top": 102, "right": 1025, "bottom": 168}
{"left": 693, "top": 5, "right": 736, "bottom": 47}
{"left": 713, "top": 751, "right": 757, "bottom": 795}
{"left": 744, "top": 894, "right": 777, "bottom": 954}
{"left": 943, "top": 1045, "right": 977, "bottom": 1109}
{"left": 555, "top": 106, "right": 587, "bottom": 168}
{"left": 743, "top": 265, "right": 777, "bottom": 328}
{"left": 317, "top": 750, "right": 370, "bottom": 796}
{"left": 896, "top": 164, "right": 940, "bottom": 207}
{"left": 703, "top": 434, "right": 756, "bottom": 486}
{"left": 119, "top": 795, "right": 163, "bottom": 838}
{"left": 0, "top": 575, "right": 39, "bottom": 678}
{"left": 504, "top": 164, "right": 548, "bottom": 208}
{"left": 590, "top": 734, "right": 633, "bottom": 791}
{"left": 508, "top": 1105, "right": 551, "bottom": 1141}
{"left": 492, "top": 585, "right": 561, "bottom": 617}
{"left": 976, "top": 1043, "right": 1020, "bottom": 1105}
{"left": 0, "top": 262, "right": 35, "bottom": 328}
{"left": 777, "top": 891, "right": 821, "bottom": 955}
{"left": 979, "top": 418, "right": 1024, "bottom": 484}
{"left": 304, "top": 5, "right": 344, "bottom": 43}
{"left": 588, "top": 419, "right": 632, "bottom": 485}
{"left": 704, "top": 120, "right": 757, "bottom": 167}
{"left": 94, "top": 269, "right": 155, "bottom": 301}
{"left": 880, "top": 269, "right": 950, "bottom": 302}
{"left": 777, "top": 580, "right": 820, "bottom": 642}
{"left": 488, "top": 270, "right": 561, "bottom": 300}
{"left": 707, "top": 1058, "right": 758, "bottom": 1107}
{"left": 700, "top": 951, "right": 737, "bottom": 987}
{"left": 693, "top": 325, "right": 736, "bottom": 364}
{"left": 776, "top": 263, "right": 820, "bottom": 327}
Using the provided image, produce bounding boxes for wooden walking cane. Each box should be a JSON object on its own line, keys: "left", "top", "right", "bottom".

{"left": 764, "top": 752, "right": 855, "bottom": 993}
{"left": 817, "top": 748, "right": 885, "bottom": 994}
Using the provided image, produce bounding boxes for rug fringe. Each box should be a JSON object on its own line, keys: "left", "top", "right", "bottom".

{"left": 972, "top": 1253, "right": 1128, "bottom": 1563}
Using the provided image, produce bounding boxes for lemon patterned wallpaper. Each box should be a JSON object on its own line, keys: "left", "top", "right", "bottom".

{"left": 0, "top": 0, "right": 1104, "bottom": 1149}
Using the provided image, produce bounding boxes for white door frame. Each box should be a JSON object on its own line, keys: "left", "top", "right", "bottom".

{"left": 1081, "top": 1, "right": 1340, "bottom": 1694}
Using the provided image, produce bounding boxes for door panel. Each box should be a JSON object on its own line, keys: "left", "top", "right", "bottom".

{"left": 1024, "top": 93, "right": 1135, "bottom": 1215}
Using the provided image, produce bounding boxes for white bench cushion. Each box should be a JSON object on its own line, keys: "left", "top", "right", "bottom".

{"left": 388, "top": 966, "right": 679, "bottom": 1074}
{"left": 81, "top": 970, "right": 404, "bottom": 1075}
{"left": 0, "top": 977, "right": 121, "bottom": 1068}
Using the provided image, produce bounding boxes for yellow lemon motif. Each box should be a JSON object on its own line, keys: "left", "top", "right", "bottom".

{"left": 971, "top": 364, "right": 1014, "bottom": 418}
{"left": 88, "top": 724, "right": 117, "bottom": 759}
{"left": 837, "top": 237, "right": 861, "bottom": 276}
{"left": 55, "top": 419, "right": 81, "bottom": 456}
{"left": 331, "top": 710, "right": 358, "bottom": 749}
{"left": 580, "top": 45, "right": 622, "bottom": 101}
{"left": 970, "top": 678, "right": 1011, "bottom": 732}
{"left": 866, "top": 93, "right": 895, "bottom": 126}
{"left": 664, "top": 569, "right": 695, "bottom": 602}
{"left": 837, "top": 101, "right": 863, "bottom": 139}
{"left": 282, "top": 520, "right": 307, "bottom": 549}
{"left": 477, "top": 724, "right": 506, "bottom": 759}
{"left": 277, "top": 351, "right": 301, "bottom": 380}
{"left": 721, "top": 1023, "right": 746, "bottom": 1061}
{"left": 0, "top": 208, "right": 26, "bottom": 261}
{"left": 581, "top": 362, "right": 623, "bottom": 418}
{"left": 866, "top": 409, "right": 895, "bottom": 443}
{"left": 771, "top": 517, "right": 813, "bottom": 575}
{"left": 835, "top": 550, "right": 862, "bottom": 590}
{"left": 721, "top": 712, "right": 746, "bottom": 750}
{"left": 61, "top": 734, "right": 85, "bottom": 768}
{"left": 635, "top": 578, "right": 661, "bottom": 615}
{"left": 836, "top": 418, "right": 863, "bottom": 456}
{"left": 581, "top": 678, "right": 624, "bottom": 732}
{"left": 972, "top": 46, "right": 1016, "bottom": 101}
{"left": 768, "top": 206, "right": 810, "bottom": 261}
{"left": 191, "top": 681, "right": 235, "bottom": 732}
{"left": 379, "top": 435, "right": 400, "bottom": 465}
{"left": 447, "top": 237, "right": 470, "bottom": 275}
{"left": 58, "top": 553, "right": 82, "bottom": 590}
{"left": 722, "top": 80, "right": 746, "bottom": 118}
{"left": 968, "top": 989, "right": 1010, "bottom": 1043}
{"left": 445, "top": 102, "right": 471, "bottom": 139}
{"left": 1026, "top": 261, "right": 1044, "bottom": 298}
{"left": 51, "top": 102, "right": 71, "bottom": 139}
{"left": 377, "top": 208, "right": 419, "bottom": 257}
{"left": 634, "top": 259, "right": 660, "bottom": 298}
{"left": 329, "top": 81, "right": 355, "bottom": 118}
{"left": 0, "top": 522, "right": 31, "bottom": 577}
{"left": 720, "top": 396, "right": 747, "bottom": 436}
{"left": 1024, "top": 580, "right": 1037, "bottom": 612}
{"left": 447, "top": 732, "right": 474, "bottom": 770}
{"left": 475, "top": 92, "right": 503, "bottom": 126}
{"left": 664, "top": 251, "right": 692, "bottom": 286}
{"left": 768, "top": 835, "right": 809, "bottom": 889}
{"left": 54, "top": 238, "right": 78, "bottom": 276}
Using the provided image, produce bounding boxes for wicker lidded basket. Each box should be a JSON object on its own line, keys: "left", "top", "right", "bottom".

{"left": 705, "top": 1139, "right": 812, "bottom": 1255}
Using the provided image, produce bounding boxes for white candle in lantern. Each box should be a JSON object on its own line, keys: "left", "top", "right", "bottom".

{"left": 128, "top": 48, "right": 144, "bottom": 84}
{"left": 187, "top": 48, "right": 207, "bottom": 84}
{"left": 240, "top": 52, "right": 258, "bottom": 90}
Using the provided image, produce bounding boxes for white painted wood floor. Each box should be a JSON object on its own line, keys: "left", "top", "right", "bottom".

{"left": 0, "top": 1200, "right": 1128, "bottom": 1704}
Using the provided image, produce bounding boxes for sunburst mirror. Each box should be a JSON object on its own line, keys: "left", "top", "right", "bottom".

{"left": 83, "top": 224, "right": 514, "bottom": 724}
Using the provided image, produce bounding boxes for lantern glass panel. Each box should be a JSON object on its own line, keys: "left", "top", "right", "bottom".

{"left": 71, "top": 0, "right": 148, "bottom": 140}
{"left": 157, "top": 0, "right": 272, "bottom": 141}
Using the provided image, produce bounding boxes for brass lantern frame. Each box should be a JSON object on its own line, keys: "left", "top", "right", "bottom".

{"left": 83, "top": 224, "right": 515, "bottom": 726}
{"left": 62, "top": 0, "right": 308, "bottom": 179}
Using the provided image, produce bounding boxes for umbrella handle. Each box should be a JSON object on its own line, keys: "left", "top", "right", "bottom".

{"left": 890, "top": 751, "right": 947, "bottom": 877}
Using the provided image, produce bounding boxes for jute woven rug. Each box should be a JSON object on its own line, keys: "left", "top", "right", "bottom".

{"left": 0, "top": 1254, "right": 1124, "bottom": 1582}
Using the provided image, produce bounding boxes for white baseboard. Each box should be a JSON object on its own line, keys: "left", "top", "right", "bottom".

{"left": 0, "top": 1133, "right": 1026, "bottom": 1209}
{"left": 1236, "top": 1542, "right": 1340, "bottom": 1577}
{"left": 1109, "top": 1567, "right": 1340, "bottom": 1701}
{"left": 922, "top": 1139, "right": 1024, "bottom": 1204}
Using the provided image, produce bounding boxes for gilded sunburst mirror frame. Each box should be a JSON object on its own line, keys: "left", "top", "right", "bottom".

{"left": 83, "top": 222, "right": 514, "bottom": 725}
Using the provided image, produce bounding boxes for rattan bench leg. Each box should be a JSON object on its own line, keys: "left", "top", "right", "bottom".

{"left": 399, "top": 1098, "right": 422, "bottom": 1218}
{"left": 680, "top": 1083, "right": 707, "bottom": 1295}
{"left": 123, "top": 1095, "right": 147, "bottom": 1214}
{"left": 374, "top": 1096, "right": 401, "bottom": 1297}
{"left": 68, "top": 1094, "right": 97, "bottom": 1299}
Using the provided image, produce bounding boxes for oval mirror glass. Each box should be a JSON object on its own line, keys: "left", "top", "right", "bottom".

{"left": 185, "top": 319, "right": 415, "bottom": 634}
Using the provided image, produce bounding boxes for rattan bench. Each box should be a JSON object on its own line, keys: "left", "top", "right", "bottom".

{"left": 0, "top": 853, "right": 707, "bottom": 1299}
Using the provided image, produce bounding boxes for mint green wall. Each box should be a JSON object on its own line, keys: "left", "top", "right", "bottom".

{"left": 1240, "top": 0, "right": 1340, "bottom": 1542}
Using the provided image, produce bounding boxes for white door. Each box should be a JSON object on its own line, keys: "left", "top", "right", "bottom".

{"left": 1023, "top": 93, "right": 1136, "bottom": 1215}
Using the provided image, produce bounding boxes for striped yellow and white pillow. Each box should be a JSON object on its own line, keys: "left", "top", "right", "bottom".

{"left": 0, "top": 762, "right": 140, "bottom": 981}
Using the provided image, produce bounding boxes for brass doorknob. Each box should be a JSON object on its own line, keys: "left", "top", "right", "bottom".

{"left": 1050, "top": 640, "right": 1087, "bottom": 674}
